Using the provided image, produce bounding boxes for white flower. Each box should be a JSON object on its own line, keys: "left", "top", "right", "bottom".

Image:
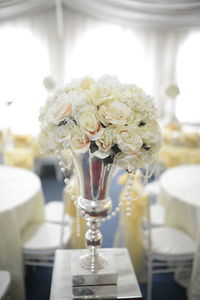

{"left": 64, "top": 76, "right": 94, "bottom": 91}
{"left": 38, "top": 75, "right": 162, "bottom": 171}
{"left": 98, "top": 102, "right": 133, "bottom": 126}
{"left": 96, "top": 127, "right": 115, "bottom": 152}
{"left": 78, "top": 104, "right": 103, "bottom": 140}
{"left": 50, "top": 94, "right": 72, "bottom": 124}
{"left": 116, "top": 153, "right": 142, "bottom": 173}
{"left": 79, "top": 76, "right": 95, "bottom": 90}
{"left": 94, "top": 150, "right": 111, "bottom": 159}
{"left": 88, "top": 84, "right": 114, "bottom": 106}
{"left": 67, "top": 90, "right": 88, "bottom": 110}
{"left": 116, "top": 125, "right": 143, "bottom": 154}
{"left": 70, "top": 126, "right": 90, "bottom": 153}
{"left": 49, "top": 125, "right": 70, "bottom": 146}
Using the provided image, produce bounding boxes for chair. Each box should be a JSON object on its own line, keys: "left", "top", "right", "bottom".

{"left": 144, "top": 180, "right": 165, "bottom": 227}
{"left": 45, "top": 169, "right": 73, "bottom": 225}
{"left": 143, "top": 197, "right": 196, "bottom": 300}
{"left": 34, "top": 155, "right": 63, "bottom": 181}
{"left": 45, "top": 200, "right": 73, "bottom": 225}
{"left": 22, "top": 221, "right": 71, "bottom": 267}
{"left": 0, "top": 271, "right": 11, "bottom": 300}
{"left": 22, "top": 174, "right": 72, "bottom": 267}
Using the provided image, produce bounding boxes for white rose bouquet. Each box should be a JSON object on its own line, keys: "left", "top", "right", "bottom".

{"left": 39, "top": 75, "right": 162, "bottom": 173}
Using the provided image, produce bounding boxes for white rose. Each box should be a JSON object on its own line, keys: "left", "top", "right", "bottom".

{"left": 78, "top": 104, "right": 103, "bottom": 140}
{"left": 96, "top": 127, "right": 115, "bottom": 152}
{"left": 67, "top": 90, "right": 88, "bottom": 110}
{"left": 70, "top": 126, "right": 90, "bottom": 153}
{"left": 50, "top": 125, "right": 70, "bottom": 146}
{"left": 126, "top": 84, "right": 144, "bottom": 95}
{"left": 98, "top": 102, "right": 133, "bottom": 126}
{"left": 50, "top": 93, "right": 72, "bottom": 123}
{"left": 116, "top": 125, "right": 143, "bottom": 154}
{"left": 139, "top": 119, "right": 162, "bottom": 145}
{"left": 88, "top": 84, "right": 114, "bottom": 106}
{"left": 116, "top": 153, "right": 142, "bottom": 173}
{"left": 94, "top": 150, "right": 111, "bottom": 159}
{"left": 64, "top": 76, "right": 94, "bottom": 91}
{"left": 79, "top": 76, "right": 95, "bottom": 90}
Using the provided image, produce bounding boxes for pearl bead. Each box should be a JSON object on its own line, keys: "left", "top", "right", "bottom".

{"left": 126, "top": 212, "right": 131, "bottom": 217}
{"left": 126, "top": 207, "right": 131, "bottom": 211}
{"left": 111, "top": 212, "right": 116, "bottom": 217}
{"left": 64, "top": 178, "right": 69, "bottom": 184}
{"left": 107, "top": 215, "right": 111, "bottom": 220}
{"left": 101, "top": 218, "right": 106, "bottom": 222}
{"left": 60, "top": 167, "right": 65, "bottom": 173}
{"left": 115, "top": 207, "right": 120, "bottom": 212}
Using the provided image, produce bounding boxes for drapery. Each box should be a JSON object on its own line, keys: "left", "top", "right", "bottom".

{"left": 1, "top": 0, "right": 200, "bottom": 30}
{"left": 0, "top": 1, "right": 200, "bottom": 135}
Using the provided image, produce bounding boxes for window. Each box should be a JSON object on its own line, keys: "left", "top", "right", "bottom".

{"left": 0, "top": 25, "right": 50, "bottom": 134}
{"left": 176, "top": 31, "right": 200, "bottom": 124}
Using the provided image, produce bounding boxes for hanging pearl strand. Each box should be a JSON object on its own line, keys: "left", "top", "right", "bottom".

{"left": 124, "top": 172, "right": 135, "bottom": 217}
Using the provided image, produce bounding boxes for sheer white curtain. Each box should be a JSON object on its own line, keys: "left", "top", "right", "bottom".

{"left": 0, "top": 8, "right": 62, "bottom": 135}
{"left": 176, "top": 29, "right": 200, "bottom": 124}
{"left": 62, "top": 9, "right": 189, "bottom": 118}
{"left": 0, "top": 2, "right": 199, "bottom": 136}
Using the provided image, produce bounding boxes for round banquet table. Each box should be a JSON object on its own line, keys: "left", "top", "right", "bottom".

{"left": 160, "top": 164, "right": 200, "bottom": 300}
{"left": 0, "top": 165, "right": 45, "bottom": 300}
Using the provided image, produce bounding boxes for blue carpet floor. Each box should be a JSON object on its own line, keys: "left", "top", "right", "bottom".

{"left": 25, "top": 166, "right": 188, "bottom": 300}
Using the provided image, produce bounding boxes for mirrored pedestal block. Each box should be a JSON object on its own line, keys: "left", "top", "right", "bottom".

{"left": 50, "top": 248, "right": 143, "bottom": 300}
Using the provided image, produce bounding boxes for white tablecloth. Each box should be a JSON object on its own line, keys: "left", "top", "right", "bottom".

{"left": 0, "top": 165, "right": 45, "bottom": 300}
{"left": 160, "top": 164, "right": 200, "bottom": 300}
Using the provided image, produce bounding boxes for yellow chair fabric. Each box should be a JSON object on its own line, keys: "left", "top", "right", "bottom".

{"left": 64, "top": 175, "right": 87, "bottom": 249}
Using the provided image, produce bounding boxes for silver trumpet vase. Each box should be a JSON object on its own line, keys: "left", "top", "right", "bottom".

{"left": 72, "top": 150, "right": 115, "bottom": 272}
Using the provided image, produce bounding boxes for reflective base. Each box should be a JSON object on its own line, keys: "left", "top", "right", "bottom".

{"left": 80, "top": 251, "right": 107, "bottom": 272}
{"left": 50, "top": 249, "right": 143, "bottom": 300}
{"left": 71, "top": 250, "right": 117, "bottom": 288}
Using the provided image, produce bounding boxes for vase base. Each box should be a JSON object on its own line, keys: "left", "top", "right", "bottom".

{"left": 71, "top": 250, "right": 118, "bottom": 287}
{"left": 80, "top": 252, "right": 107, "bottom": 272}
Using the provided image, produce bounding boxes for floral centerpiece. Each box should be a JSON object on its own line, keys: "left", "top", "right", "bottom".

{"left": 39, "top": 75, "right": 161, "bottom": 172}
{"left": 39, "top": 75, "right": 162, "bottom": 271}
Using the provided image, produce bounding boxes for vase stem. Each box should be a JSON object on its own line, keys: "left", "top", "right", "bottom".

{"left": 80, "top": 218, "right": 107, "bottom": 271}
